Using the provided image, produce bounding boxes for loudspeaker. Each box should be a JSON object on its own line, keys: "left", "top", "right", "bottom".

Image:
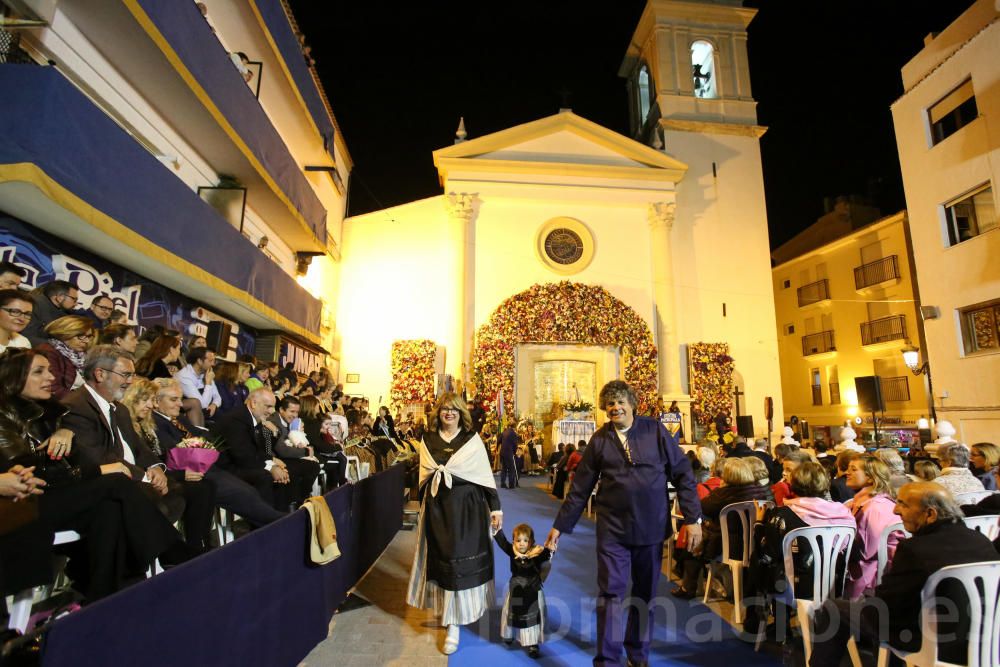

{"left": 736, "top": 415, "right": 754, "bottom": 438}
{"left": 855, "top": 376, "right": 884, "bottom": 413}
{"left": 205, "top": 321, "right": 232, "bottom": 356}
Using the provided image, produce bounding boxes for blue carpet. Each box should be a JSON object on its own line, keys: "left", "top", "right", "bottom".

{"left": 449, "top": 480, "right": 781, "bottom": 666}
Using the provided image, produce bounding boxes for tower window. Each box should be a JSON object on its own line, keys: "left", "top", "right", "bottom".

{"left": 691, "top": 41, "right": 717, "bottom": 99}
{"left": 637, "top": 65, "right": 652, "bottom": 123}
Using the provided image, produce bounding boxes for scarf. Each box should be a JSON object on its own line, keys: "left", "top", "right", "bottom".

{"left": 50, "top": 338, "right": 86, "bottom": 370}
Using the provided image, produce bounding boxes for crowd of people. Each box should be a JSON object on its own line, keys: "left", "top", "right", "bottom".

{"left": 0, "top": 271, "right": 415, "bottom": 618}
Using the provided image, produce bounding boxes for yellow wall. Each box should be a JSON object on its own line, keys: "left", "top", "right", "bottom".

{"left": 772, "top": 212, "right": 930, "bottom": 443}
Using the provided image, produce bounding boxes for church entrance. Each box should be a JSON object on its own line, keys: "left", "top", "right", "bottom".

{"left": 514, "top": 344, "right": 619, "bottom": 455}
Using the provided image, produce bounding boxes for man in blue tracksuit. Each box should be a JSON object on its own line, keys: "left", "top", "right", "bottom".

{"left": 546, "top": 381, "right": 703, "bottom": 666}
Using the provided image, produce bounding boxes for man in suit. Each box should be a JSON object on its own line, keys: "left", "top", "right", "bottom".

{"left": 267, "top": 394, "right": 319, "bottom": 506}
{"left": 210, "top": 387, "right": 296, "bottom": 511}
{"left": 499, "top": 423, "right": 519, "bottom": 488}
{"left": 151, "top": 378, "right": 284, "bottom": 528}
{"left": 62, "top": 345, "right": 184, "bottom": 522}
{"left": 810, "top": 482, "right": 1000, "bottom": 666}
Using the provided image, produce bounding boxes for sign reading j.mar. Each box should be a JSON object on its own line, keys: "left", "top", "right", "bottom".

{"left": 0, "top": 214, "right": 256, "bottom": 354}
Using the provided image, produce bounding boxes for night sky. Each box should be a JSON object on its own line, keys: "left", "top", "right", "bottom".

{"left": 290, "top": 0, "right": 976, "bottom": 249}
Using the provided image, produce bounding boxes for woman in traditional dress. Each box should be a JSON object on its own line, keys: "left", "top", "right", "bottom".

{"left": 407, "top": 392, "right": 501, "bottom": 655}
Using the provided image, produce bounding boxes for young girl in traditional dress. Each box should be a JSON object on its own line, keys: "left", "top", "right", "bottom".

{"left": 494, "top": 523, "right": 552, "bottom": 658}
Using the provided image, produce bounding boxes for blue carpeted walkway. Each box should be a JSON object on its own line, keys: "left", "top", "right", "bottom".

{"left": 449, "top": 481, "right": 781, "bottom": 666}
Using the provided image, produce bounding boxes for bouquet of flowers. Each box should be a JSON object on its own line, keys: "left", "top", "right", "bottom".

{"left": 166, "top": 436, "right": 220, "bottom": 474}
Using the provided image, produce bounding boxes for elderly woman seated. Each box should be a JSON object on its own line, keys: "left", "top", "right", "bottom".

{"left": 934, "top": 443, "right": 986, "bottom": 496}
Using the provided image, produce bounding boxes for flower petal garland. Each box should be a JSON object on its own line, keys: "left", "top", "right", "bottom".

{"left": 473, "top": 282, "right": 658, "bottom": 416}
{"left": 688, "top": 342, "right": 734, "bottom": 426}
{"left": 390, "top": 339, "right": 437, "bottom": 408}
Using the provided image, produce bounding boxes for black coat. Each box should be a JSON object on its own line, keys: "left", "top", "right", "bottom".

{"left": 700, "top": 482, "right": 774, "bottom": 560}
{"left": 494, "top": 530, "right": 551, "bottom": 628}
{"left": 210, "top": 406, "right": 268, "bottom": 473}
{"left": 62, "top": 386, "right": 159, "bottom": 479}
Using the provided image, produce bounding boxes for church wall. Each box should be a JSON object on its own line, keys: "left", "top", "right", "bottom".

{"left": 666, "top": 129, "right": 784, "bottom": 439}
{"left": 335, "top": 196, "right": 454, "bottom": 402}
{"left": 472, "top": 196, "right": 656, "bottom": 339}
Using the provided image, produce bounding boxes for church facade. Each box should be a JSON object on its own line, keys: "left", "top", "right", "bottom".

{"left": 337, "top": 0, "right": 782, "bottom": 442}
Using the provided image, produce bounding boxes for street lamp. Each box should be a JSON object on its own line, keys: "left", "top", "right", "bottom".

{"left": 901, "top": 341, "right": 936, "bottom": 422}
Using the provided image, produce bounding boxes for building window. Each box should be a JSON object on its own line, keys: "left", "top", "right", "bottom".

{"left": 782, "top": 279, "right": 791, "bottom": 289}
{"left": 828, "top": 365, "right": 840, "bottom": 405}
{"left": 944, "top": 184, "right": 996, "bottom": 246}
{"left": 784, "top": 324, "right": 795, "bottom": 335}
{"left": 810, "top": 369, "right": 822, "bottom": 406}
{"left": 928, "top": 79, "right": 977, "bottom": 145}
{"left": 960, "top": 299, "right": 1000, "bottom": 355}
{"left": 637, "top": 65, "right": 652, "bottom": 124}
{"left": 691, "top": 40, "right": 717, "bottom": 99}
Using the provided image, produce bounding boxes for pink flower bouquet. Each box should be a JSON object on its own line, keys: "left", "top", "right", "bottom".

{"left": 166, "top": 436, "right": 220, "bottom": 474}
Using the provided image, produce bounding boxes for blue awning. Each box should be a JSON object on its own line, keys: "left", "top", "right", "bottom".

{"left": 128, "top": 0, "right": 327, "bottom": 245}
{"left": 252, "top": 0, "right": 338, "bottom": 157}
{"left": 0, "top": 64, "right": 321, "bottom": 342}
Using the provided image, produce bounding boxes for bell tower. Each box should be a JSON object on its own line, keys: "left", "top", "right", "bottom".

{"left": 619, "top": 0, "right": 762, "bottom": 142}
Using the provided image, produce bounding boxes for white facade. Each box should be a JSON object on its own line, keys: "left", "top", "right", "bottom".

{"left": 890, "top": 0, "right": 1000, "bottom": 443}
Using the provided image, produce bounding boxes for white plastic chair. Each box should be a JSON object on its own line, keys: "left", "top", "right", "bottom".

{"left": 703, "top": 499, "right": 774, "bottom": 625}
{"left": 875, "top": 521, "right": 910, "bottom": 587}
{"left": 876, "top": 560, "right": 1000, "bottom": 667}
{"left": 962, "top": 514, "right": 1000, "bottom": 541}
{"left": 778, "top": 524, "right": 856, "bottom": 666}
{"left": 8, "top": 531, "right": 81, "bottom": 633}
{"left": 954, "top": 490, "right": 997, "bottom": 505}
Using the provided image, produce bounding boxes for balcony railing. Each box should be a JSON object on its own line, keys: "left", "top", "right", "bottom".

{"left": 811, "top": 385, "right": 823, "bottom": 406}
{"left": 829, "top": 382, "right": 841, "bottom": 405}
{"left": 854, "top": 255, "right": 900, "bottom": 290}
{"left": 880, "top": 376, "right": 911, "bottom": 402}
{"left": 802, "top": 330, "right": 836, "bottom": 356}
{"left": 860, "top": 315, "right": 907, "bottom": 346}
{"left": 797, "top": 279, "right": 830, "bottom": 307}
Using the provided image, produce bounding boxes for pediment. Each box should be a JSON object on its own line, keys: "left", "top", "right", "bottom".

{"left": 433, "top": 111, "right": 687, "bottom": 184}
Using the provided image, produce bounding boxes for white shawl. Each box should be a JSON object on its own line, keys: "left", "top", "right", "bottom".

{"left": 407, "top": 431, "right": 496, "bottom": 609}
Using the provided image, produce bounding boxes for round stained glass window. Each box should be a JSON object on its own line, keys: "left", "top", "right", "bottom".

{"left": 544, "top": 228, "right": 585, "bottom": 265}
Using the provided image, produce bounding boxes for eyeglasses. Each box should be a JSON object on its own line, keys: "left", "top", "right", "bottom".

{"left": 0, "top": 307, "right": 33, "bottom": 320}
{"left": 92, "top": 303, "right": 113, "bottom": 312}
{"left": 61, "top": 293, "right": 79, "bottom": 305}
{"left": 100, "top": 368, "right": 136, "bottom": 381}
{"left": 74, "top": 332, "right": 95, "bottom": 341}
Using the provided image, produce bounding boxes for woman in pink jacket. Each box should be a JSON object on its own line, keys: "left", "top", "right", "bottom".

{"left": 843, "top": 456, "right": 904, "bottom": 598}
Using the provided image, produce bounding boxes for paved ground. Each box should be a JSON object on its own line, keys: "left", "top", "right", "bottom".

{"left": 300, "top": 504, "right": 448, "bottom": 666}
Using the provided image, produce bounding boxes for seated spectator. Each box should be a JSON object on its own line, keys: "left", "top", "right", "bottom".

{"left": 546, "top": 443, "right": 564, "bottom": 470}
{"left": 0, "top": 348, "right": 195, "bottom": 601}
{"left": 565, "top": 441, "right": 584, "bottom": 480}
{"left": 810, "top": 483, "right": 999, "bottom": 667}
{"left": 771, "top": 449, "right": 813, "bottom": 506}
{"left": 35, "top": 315, "right": 94, "bottom": 399}
{"left": 184, "top": 334, "right": 207, "bottom": 354}
{"left": 61, "top": 345, "right": 184, "bottom": 522}
{"left": 0, "top": 260, "right": 26, "bottom": 290}
{"left": 81, "top": 294, "right": 115, "bottom": 328}
{"left": 873, "top": 447, "right": 913, "bottom": 492}
{"left": 175, "top": 346, "right": 221, "bottom": 428}
{"left": 299, "top": 370, "right": 319, "bottom": 395}
{"left": 744, "top": 462, "right": 854, "bottom": 636}
{"left": 844, "top": 456, "right": 904, "bottom": 598}
{"left": 934, "top": 443, "right": 986, "bottom": 495}
{"left": 299, "top": 395, "right": 347, "bottom": 488}
{"left": 22, "top": 279, "right": 78, "bottom": 345}
{"left": 266, "top": 395, "right": 320, "bottom": 505}
{"left": 830, "top": 450, "right": 861, "bottom": 503}
{"left": 912, "top": 458, "right": 940, "bottom": 481}
{"left": 106, "top": 309, "right": 128, "bottom": 326}
{"left": 749, "top": 438, "right": 779, "bottom": 484}
{"left": 211, "top": 388, "right": 300, "bottom": 511}
{"left": 132, "top": 325, "right": 166, "bottom": 362}
{"left": 969, "top": 442, "right": 999, "bottom": 491}
{"left": 745, "top": 455, "right": 774, "bottom": 493}
{"left": 771, "top": 441, "right": 794, "bottom": 485}
{"left": 372, "top": 406, "right": 400, "bottom": 442}
{"left": 135, "top": 334, "right": 181, "bottom": 380}
{"left": 673, "top": 458, "right": 773, "bottom": 599}
{"left": 97, "top": 323, "right": 138, "bottom": 354}
{"left": 726, "top": 437, "right": 754, "bottom": 458}
{"left": 695, "top": 445, "right": 721, "bottom": 498}
{"left": 122, "top": 378, "right": 215, "bottom": 550}
{"left": 151, "top": 378, "right": 284, "bottom": 528}
{"left": 244, "top": 365, "right": 269, "bottom": 392}
{"left": 214, "top": 360, "right": 250, "bottom": 415}
{"left": 0, "top": 289, "right": 34, "bottom": 353}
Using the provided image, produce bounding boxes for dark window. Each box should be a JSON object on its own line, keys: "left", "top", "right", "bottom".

{"left": 945, "top": 185, "right": 996, "bottom": 246}
{"left": 929, "top": 80, "right": 978, "bottom": 145}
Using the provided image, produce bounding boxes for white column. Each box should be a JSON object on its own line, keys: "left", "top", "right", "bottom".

{"left": 444, "top": 193, "right": 477, "bottom": 383}
{"left": 648, "top": 201, "right": 682, "bottom": 396}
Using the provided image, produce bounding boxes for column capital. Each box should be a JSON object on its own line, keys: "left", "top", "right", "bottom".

{"left": 445, "top": 192, "right": 477, "bottom": 222}
{"left": 647, "top": 201, "right": 676, "bottom": 230}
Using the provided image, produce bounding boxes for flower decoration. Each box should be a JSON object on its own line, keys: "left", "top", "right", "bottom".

{"left": 390, "top": 339, "right": 437, "bottom": 408}
{"left": 472, "top": 281, "right": 658, "bottom": 416}
{"left": 688, "top": 342, "right": 735, "bottom": 426}
{"left": 175, "top": 436, "right": 219, "bottom": 450}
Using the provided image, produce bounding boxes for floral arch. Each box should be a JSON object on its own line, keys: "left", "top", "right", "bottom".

{"left": 472, "top": 282, "right": 658, "bottom": 416}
